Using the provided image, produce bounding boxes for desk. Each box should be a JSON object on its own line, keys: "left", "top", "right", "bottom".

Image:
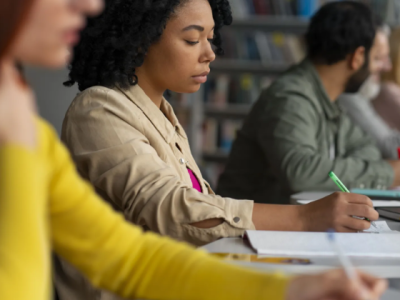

{"left": 203, "top": 237, "right": 400, "bottom": 299}
{"left": 291, "top": 191, "right": 333, "bottom": 203}
{"left": 201, "top": 191, "right": 400, "bottom": 298}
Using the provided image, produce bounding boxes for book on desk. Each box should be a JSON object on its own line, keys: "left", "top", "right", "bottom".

{"left": 244, "top": 230, "right": 400, "bottom": 257}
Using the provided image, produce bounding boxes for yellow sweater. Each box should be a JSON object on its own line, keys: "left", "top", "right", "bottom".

{"left": 0, "top": 118, "right": 289, "bottom": 300}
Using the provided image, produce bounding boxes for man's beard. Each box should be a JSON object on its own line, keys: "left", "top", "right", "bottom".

{"left": 344, "top": 61, "right": 370, "bottom": 94}
{"left": 358, "top": 75, "right": 381, "bottom": 101}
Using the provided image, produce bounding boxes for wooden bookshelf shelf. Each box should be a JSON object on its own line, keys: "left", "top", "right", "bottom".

{"left": 170, "top": 103, "right": 191, "bottom": 113}
{"left": 211, "top": 59, "right": 290, "bottom": 75}
{"left": 171, "top": 103, "right": 253, "bottom": 120}
{"left": 230, "top": 16, "right": 309, "bottom": 34}
{"left": 202, "top": 151, "right": 229, "bottom": 163}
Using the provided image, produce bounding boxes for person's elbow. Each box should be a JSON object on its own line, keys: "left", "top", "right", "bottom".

{"left": 281, "top": 161, "right": 325, "bottom": 192}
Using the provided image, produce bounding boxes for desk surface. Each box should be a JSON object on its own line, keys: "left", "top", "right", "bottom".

{"left": 200, "top": 191, "right": 400, "bottom": 298}
{"left": 292, "top": 190, "right": 400, "bottom": 202}
{"left": 291, "top": 191, "right": 334, "bottom": 201}
{"left": 203, "top": 237, "right": 400, "bottom": 299}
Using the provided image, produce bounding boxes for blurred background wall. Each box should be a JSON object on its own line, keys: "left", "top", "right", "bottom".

{"left": 26, "top": 67, "right": 78, "bottom": 135}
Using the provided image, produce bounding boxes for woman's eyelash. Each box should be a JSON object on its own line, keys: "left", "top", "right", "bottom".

{"left": 185, "top": 39, "right": 214, "bottom": 45}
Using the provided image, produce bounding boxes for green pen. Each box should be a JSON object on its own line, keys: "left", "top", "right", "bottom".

{"left": 329, "top": 171, "right": 377, "bottom": 228}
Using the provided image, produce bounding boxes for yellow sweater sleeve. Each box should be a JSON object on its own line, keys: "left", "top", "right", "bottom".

{"left": 0, "top": 145, "right": 51, "bottom": 300}
{"left": 40, "top": 118, "right": 288, "bottom": 300}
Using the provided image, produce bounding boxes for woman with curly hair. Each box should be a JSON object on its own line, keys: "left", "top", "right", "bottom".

{"left": 59, "top": 0, "right": 381, "bottom": 299}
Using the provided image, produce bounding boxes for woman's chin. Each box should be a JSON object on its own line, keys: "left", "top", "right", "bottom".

{"left": 179, "top": 83, "right": 202, "bottom": 94}
{"left": 20, "top": 50, "right": 71, "bottom": 69}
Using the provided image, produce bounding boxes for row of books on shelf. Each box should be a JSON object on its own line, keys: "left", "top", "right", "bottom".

{"left": 200, "top": 118, "right": 245, "bottom": 189}
{"left": 202, "top": 119, "right": 242, "bottom": 154}
{"left": 221, "top": 30, "right": 305, "bottom": 64}
{"left": 167, "top": 74, "right": 276, "bottom": 107}
{"left": 231, "top": 0, "right": 321, "bottom": 18}
{"left": 203, "top": 74, "right": 274, "bottom": 105}
{"left": 170, "top": 74, "right": 278, "bottom": 107}
{"left": 231, "top": 0, "right": 390, "bottom": 19}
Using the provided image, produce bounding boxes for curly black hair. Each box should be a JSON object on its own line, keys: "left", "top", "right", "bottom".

{"left": 306, "top": 1, "right": 381, "bottom": 65}
{"left": 64, "top": 0, "right": 232, "bottom": 91}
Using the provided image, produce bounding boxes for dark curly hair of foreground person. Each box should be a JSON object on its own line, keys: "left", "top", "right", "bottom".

{"left": 64, "top": 0, "right": 232, "bottom": 91}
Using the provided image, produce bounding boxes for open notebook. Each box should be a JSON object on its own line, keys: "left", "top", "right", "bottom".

{"left": 244, "top": 230, "right": 400, "bottom": 257}
{"left": 297, "top": 199, "right": 400, "bottom": 207}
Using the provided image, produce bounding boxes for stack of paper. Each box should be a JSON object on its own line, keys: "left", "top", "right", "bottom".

{"left": 364, "top": 221, "right": 398, "bottom": 234}
{"left": 297, "top": 199, "right": 400, "bottom": 207}
{"left": 244, "top": 230, "right": 400, "bottom": 257}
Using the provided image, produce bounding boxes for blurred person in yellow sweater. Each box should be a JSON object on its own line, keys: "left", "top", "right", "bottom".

{"left": 0, "top": 0, "right": 387, "bottom": 300}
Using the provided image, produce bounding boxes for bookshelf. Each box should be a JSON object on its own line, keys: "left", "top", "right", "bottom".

{"left": 203, "top": 150, "right": 230, "bottom": 164}
{"left": 230, "top": 16, "right": 309, "bottom": 33}
{"left": 211, "top": 60, "right": 290, "bottom": 75}
{"left": 204, "top": 104, "right": 252, "bottom": 120}
{"left": 168, "top": 0, "right": 397, "bottom": 188}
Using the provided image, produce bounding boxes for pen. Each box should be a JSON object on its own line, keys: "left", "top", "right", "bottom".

{"left": 327, "top": 230, "right": 356, "bottom": 279}
{"left": 327, "top": 230, "right": 371, "bottom": 300}
{"left": 329, "top": 171, "right": 377, "bottom": 229}
{"left": 397, "top": 147, "right": 400, "bottom": 159}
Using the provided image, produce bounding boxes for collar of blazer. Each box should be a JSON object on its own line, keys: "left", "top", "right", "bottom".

{"left": 116, "top": 84, "right": 188, "bottom": 144}
{"left": 301, "top": 59, "right": 342, "bottom": 121}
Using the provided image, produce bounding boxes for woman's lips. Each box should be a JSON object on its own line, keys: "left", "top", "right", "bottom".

{"left": 192, "top": 71, "right": 210, "bottom": 84}
{"left": 63, "top": 30, "right": 80, "bottom": 45}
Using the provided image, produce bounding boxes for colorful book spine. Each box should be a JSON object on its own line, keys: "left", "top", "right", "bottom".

{"left": 297, "top": 0, "right": 319, "bottom": 17}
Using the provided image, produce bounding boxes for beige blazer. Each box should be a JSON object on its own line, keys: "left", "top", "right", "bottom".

{"left": 54, "top": 84, "right": 255, "bottom": 300}
{"left": 62, "top": 84, "right": 255, "bottom": 243}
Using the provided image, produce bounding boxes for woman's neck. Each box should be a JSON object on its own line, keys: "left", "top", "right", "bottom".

{"left": 135, "top": 68, "right": 165, "bottom": 108}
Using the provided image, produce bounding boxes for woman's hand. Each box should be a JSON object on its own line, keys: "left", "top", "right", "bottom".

{"left": 286, "top": 269, "right": 388, "bottom": 300}
{"left": 0, "top": 59, "right": 36, "bottom": 149}
{"left": 300, "top": 192, "right": 378, "bottom": 232}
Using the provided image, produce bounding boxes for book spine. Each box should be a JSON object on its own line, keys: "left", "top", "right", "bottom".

{"left": 297, "top": 0, "right": 319, "bottom": 17}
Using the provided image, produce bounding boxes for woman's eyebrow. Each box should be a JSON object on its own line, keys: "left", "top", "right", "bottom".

{"left": 182, "top": 25, "right": 204, "bottom": 32}
{"left": 181, "top": 25, "right": 215, "bottom": 32}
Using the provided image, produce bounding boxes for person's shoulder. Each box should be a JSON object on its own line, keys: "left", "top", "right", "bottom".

{"left": 36, "top": 117, "right": 57, "bottom": 141}
{"left": 35, "top": 117, "right": 63, "bottom": 159}
{"left": 381, "top": 81, "right": 400, "bottom": 96}
{"left": 69, "top": 86, "right": 125, "bottom": 110}
{"left": 65, "top": 85, "right": 140, "bottom": 120}
{"left": 249, "top": 69, "right": 319, "bottom": 126}
{"left": 338, "top": 93, "right": 367, "bottom": 110}
{"left": 261, "top": 64, "right": 315, "bottom": 103}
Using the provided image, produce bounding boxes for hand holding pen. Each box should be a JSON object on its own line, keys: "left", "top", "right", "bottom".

{"left": 329, "top": 172, "right": 378, "bottom": 229}
{"left": 323, "top": 230, "right": 388, "bottom": 300}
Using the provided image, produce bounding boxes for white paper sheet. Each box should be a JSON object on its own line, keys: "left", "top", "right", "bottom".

{"left": 245, "top": 230, "right": 400, "bottom": 257}
{"left": 298, "top": 199, "right": 400, "bottom": 207}
{"left": 364, "top": 221, "right": 397, "bottom": 233}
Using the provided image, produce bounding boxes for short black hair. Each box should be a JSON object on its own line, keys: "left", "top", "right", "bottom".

{"left": 64, "top": 0, "right": 232, "bottom": 91}
{"left": 305, "top": 1, "right": 381, "bottom": 65}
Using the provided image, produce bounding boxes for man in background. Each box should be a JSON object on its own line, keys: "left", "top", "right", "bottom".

{"left": 217, "top": 1, "right": 400, "bottom": 204}
{"left": 338, "top": 25, "right": 400, "bottom": 159}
